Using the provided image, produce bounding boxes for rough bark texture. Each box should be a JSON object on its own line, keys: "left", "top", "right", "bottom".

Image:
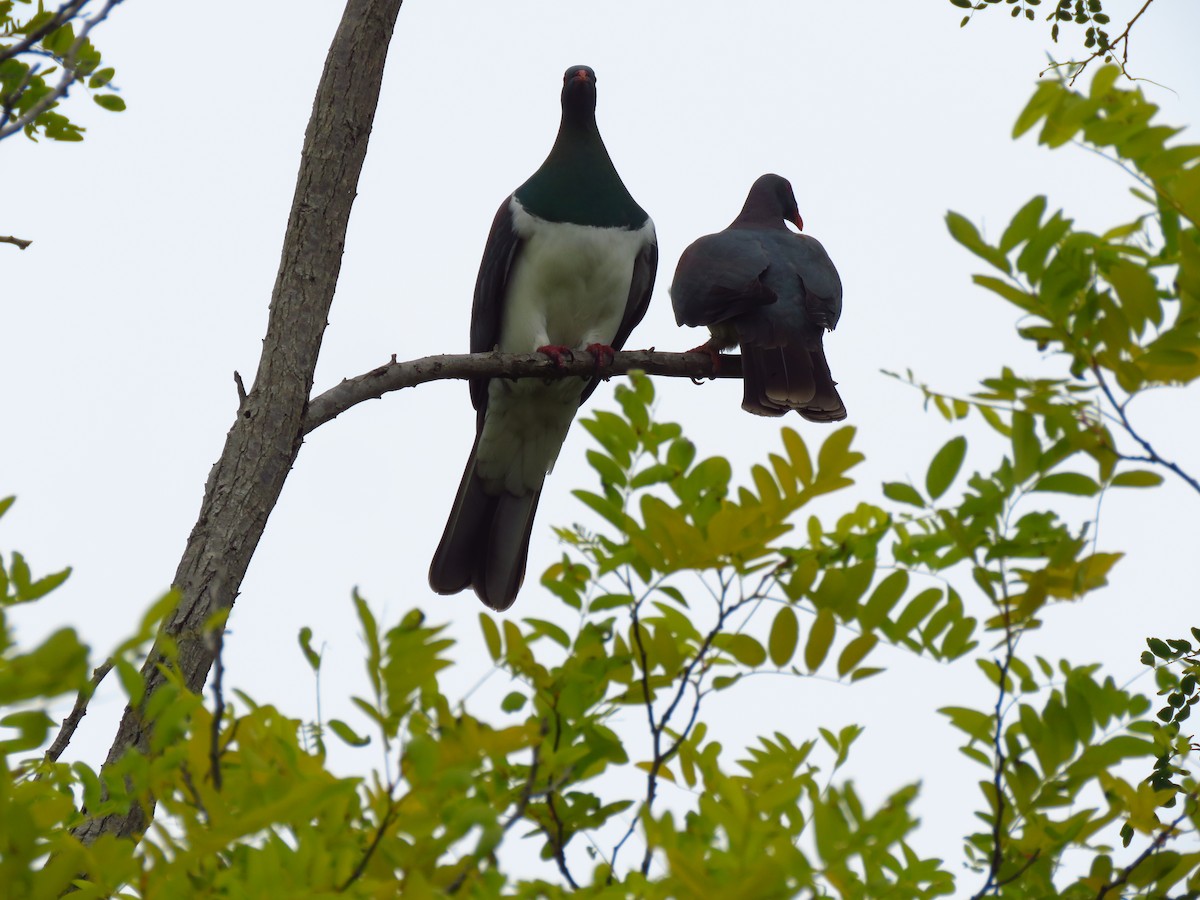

{"left": 303, "top": 350, "right": 745, "bottom": 434}
{"left": 73, "top": 0, "right": 405, "bottom": 845}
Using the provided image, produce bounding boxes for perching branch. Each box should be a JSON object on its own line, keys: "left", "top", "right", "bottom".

{"left": 302, "top": 349, "right": 743, "bottom": 435}
{"left": 0, "top": 0, "right": 124, "bottom": 142}
{"left": 0, "top": 235, "right": 33, "bottom": 250}
{"left": 74, "top": 0, "right": 406, "bottom": 845}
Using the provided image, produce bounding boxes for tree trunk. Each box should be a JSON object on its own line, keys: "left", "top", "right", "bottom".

{"left": 73, "top": 0, "right": 405, "bottom": 844}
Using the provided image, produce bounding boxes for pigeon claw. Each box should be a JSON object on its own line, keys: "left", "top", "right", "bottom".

{"left": 537, "top": 344, "right": 575, "bottom": 369}
{"left": 686, "top": 341, "right": 723, "bottom": 382}
{"left": 584, "top": 342, "right": 616, "bottom": 371}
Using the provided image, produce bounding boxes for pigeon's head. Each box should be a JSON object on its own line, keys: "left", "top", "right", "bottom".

{"left": 560, "top": 65, "right": 598, "bottom": 119}
{"left": 740, "top": 173, "right": 804, "bottom": 232}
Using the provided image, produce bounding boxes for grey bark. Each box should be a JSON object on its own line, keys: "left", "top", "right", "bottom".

{"left": 73, "top": 0, "right": 406, "bottom": 844}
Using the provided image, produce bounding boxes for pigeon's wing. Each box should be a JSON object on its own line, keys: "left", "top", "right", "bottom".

{"left": 469, "top": 197, "right": 525, "bottom": 426}
{"left": 580, "top": 233, "right": 658, "bottom": 403}
{"left": 783, "top": 233, "right": 843, "bottom": 331}
{"left": 670, "top": 231, "right": 777, "bottom": 328}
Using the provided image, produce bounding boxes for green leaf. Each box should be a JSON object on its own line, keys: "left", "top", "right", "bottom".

{"left": 940, "top": 706, "right": 994, "bottom": 744}
{"left": 93, "top": 93, "right": 126, "bottom": 112}
{"left": 588, "top": 449, "right": 627, "bottom": 487}
{"left": 501, "top": 691, "right": 526, "bottom": 713}
{"left": 1011, "top": 411, "right": 1040, "bottom": 481}
{"left": 297, "top": 626, "right": 322, "bottom": 672}
{"left": 479, "top": 613, "right": 502, "bottom": 660}
{"left": 999, "top": 195, "right": 1048, "bottom": 253}
{"left": 87, "top": 66, "right": 115, "bottom": 89}
{"left": 1111, "top": 470, "right": 1163, "bottom": 488}
{"left": 768, "top": 607, "right": 799, "bottom": 667}
{"left": 946, "top": 212, "right": 1010, "bottom": 273}
{"left": 328, "top": 719, "right": 371, "bottom": 747}
{"left": 1032, "top": 472, "right": 1100, "bottom": 496}
{"left": 1146, "top": 638, "right": 1173, "bottom": 659}
{"left": 883, "top": 482, "right": 925, "bottom": 507}
{"left": 837, "top": 633, "right": 878, "bottom": 677}
{"left": 859, "top": 571, "right": 908, "bottom": 632}
{"left": 0, "top": 710, "right": 54, "bottom": 754}
{"left": 925, "top": 436, "right": 967, "bottom": 500}
{"left": 804, "top": 608, "right": 836, "bottom": 672}
{"left": 718, "top": 634, "right": 766, "bottom": 668}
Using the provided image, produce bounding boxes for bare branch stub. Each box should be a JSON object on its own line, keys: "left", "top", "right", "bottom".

{"left": 0, "top": 235, "right": 33, "bottom": 250}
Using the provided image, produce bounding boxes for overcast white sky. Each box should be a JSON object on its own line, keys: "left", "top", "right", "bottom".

{"left": 5, "top": 0, "right": 1200, "bottom": 888}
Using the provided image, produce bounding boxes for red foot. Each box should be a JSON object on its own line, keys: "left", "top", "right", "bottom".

{"left": 585, "top": 342, "right": 616, "bottom": 369}
{"left": 687, "top": 341, "right": 723, "bottom": 382}
{"left": 537, "top": 344, "right": 575, "bottom": 368}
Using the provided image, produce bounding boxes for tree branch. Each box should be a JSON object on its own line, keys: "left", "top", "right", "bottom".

{"left": 1096, "top": 789, "right": 1199, "bottom": 899}
{"left": 0, "top": 234, "right": 33, "bottom": 250}
{"left": 302, "top": 349, "right": 743, "bottom": 435}
{"left": 1092, "top": 366, "right": 1200, "bottom": 498}
{"left": 0, "top": 0, "right": 90, "bottom": 67}
{"left": 1055, "top": 0, "right": 1157, "bottom": 86}
{"left": 42, "top": 658, "right": 113, "bottom": 764}
{"left": 73, "top": 0, "right": 406, "bottom": 845}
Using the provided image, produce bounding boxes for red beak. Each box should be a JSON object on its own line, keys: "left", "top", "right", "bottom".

{"left": 791, "top": 212, "right": 804, "bottom": 232}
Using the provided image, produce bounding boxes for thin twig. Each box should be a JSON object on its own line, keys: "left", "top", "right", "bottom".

{"left": 971, "top": 560, "right": 1018, "bottom": 900}
{"left": 1093, "top": 366, "right": 1200, "bottom": 497}
{"left": 179, "top": 763, "right": 209, "bottom": 825}
{"left": 43, "top": 658, "right": 113, "bottom": 763}
{"left": 302, "top": 349, "right": 743, "bottom": 435}
{"left": 1096, "top": 789, "right": 1199, "bottom": 899}
{"left": 338, "top": 794, "right": 400, "bottom": 892}
{"left": 446, "top": 743, "right": 544, "bottom": 895}
{"left": 1042, "top": 0, "right": 1157, "bottom": 86}
{"left": 0, "top": 235, "right": 33, "bottom": 250}
{"left": 546, "top": 792, "right": 581, "bottom": 890}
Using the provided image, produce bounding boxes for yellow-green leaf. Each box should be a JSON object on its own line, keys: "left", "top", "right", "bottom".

{"left": 926, "top": 436, "right": 967, "bottom": 500}
{"left": 805, "top": 608, "right": 836, "bottom": 672}
{"left": 837, "top": 633, "right": 877, "bottom": 677}
{"left": 768, "top": 607, "right": 799, "bottom": 667}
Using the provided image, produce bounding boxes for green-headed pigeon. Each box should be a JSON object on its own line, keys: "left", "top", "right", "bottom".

{"left": 429, "top": 66, "right": 657, "bottom": 610}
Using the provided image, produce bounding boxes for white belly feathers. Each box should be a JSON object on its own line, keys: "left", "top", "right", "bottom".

{"left": 475, "top": 198, "right": 655, "bottom": 495}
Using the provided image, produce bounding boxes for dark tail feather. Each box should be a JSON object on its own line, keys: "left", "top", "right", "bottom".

{"left": 740, "top": 345, "right": 814, "bottom": 417}
{"left": 429, "top": 440, "right": 542, "bottom": 611}
{"left": 475, "top": 491, "right": 541, "bottom": 610}
{"left": 740, "top": 344, "right": 846, "bottom": 422}
{"left": 797, "top": 348, "right": 847, "bottom": 423}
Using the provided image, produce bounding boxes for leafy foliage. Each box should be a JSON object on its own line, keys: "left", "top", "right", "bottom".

{"left": 1, "top": 0, "right": 125, "bottom": 142}
{"left": 947, "top": 0, "right": 1140, "bottom": 83}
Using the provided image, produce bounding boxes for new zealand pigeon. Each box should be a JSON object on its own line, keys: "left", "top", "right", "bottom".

{"left": 429, "top": 65, "right": 657, "bottom": 611}
{"left": 670, "top": 174, "right": 845, "bottom": 422}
